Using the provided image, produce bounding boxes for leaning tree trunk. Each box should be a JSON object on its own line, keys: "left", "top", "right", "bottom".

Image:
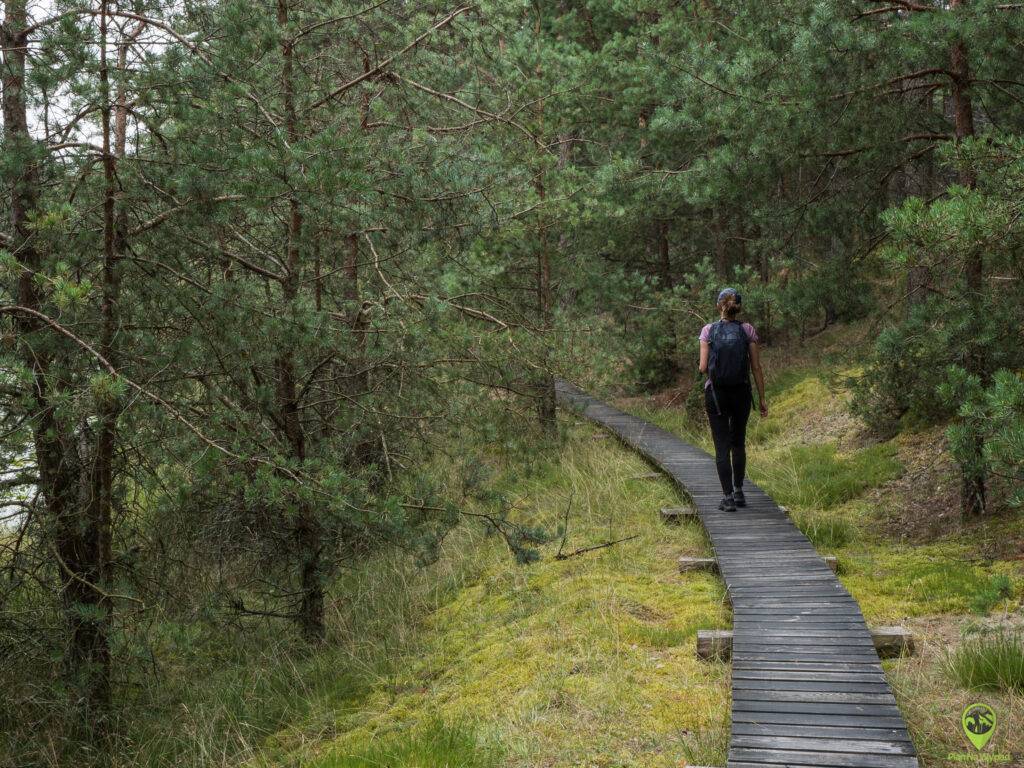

{"left": 949, "top": 0, "right": 986, "bottom": 517}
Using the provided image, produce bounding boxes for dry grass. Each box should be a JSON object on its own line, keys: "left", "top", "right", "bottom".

{"left": 888, "top": 614, "right": 1024, "bottom": 765}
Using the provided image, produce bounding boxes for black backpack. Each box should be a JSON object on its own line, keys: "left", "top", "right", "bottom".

{"left": 708, "top": 319, "right": 750, "bottom": 386}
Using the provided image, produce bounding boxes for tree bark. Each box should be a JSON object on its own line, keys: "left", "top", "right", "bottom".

{"left": 906, "top": 264, "right": 933, "bottom": 313}
{"left": 949, "top": 0, "right": 986, "bottom": 517}
{"left": 712, "top": 209, "right": 729, "bottom": 278}
{"left": 656, "top": 219, "right": 672, "bottom": 289}
{"left": 277, "top": 0, "right": 323, "bottom": 641}
{"left": 532, "top": 18, "right": 556, "bottom": 437}
{"left": 534, "top": 170, "right": 557, "bottom": 435}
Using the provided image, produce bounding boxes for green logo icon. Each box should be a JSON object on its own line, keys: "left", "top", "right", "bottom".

{"left": 961, "top": 703, "right": 996, "bottom": 750}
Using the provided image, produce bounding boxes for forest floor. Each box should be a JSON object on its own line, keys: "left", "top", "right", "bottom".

{"left": 114, "top": 322, "right": 1024, "bottom": 768}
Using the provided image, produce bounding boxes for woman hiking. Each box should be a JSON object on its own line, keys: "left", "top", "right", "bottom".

{"left": 698, "top": 288, "right": 767, "bottom": 512}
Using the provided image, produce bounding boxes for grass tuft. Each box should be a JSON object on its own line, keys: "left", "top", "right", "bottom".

{"left": 314, "top": 720, "right": 501, "bottom": 768}
{"left": 945, "top": 631, "right": 1024, "bottom": 694}
{"left": 792, "top": 512, "right": 855, "bottom": 549}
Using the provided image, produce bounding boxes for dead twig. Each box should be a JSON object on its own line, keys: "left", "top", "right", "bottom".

{"left": 555, "top": 535, "right": 639, "bottom": 561}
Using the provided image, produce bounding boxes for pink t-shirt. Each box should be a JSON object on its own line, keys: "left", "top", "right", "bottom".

{"left": 699, "top": 321, "right": 758, "bottom": 388}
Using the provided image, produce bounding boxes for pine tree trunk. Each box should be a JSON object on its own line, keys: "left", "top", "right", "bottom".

{"left": 278, "top": 0, "right": 324, "bottom": 641}
{"left": 656, "top": 219, "right": 672, "bottom": 289}
{"left": 949, "top": 0, "right": 986, "bottom": 517}
{"left": 713, "top": 210, "right": 729, "bottom": 278}
{"left": 532, "top": 33, "right": 557, "bottom": 437}
{"left": 85, "top": 0, "right": 119, "bottom": 727}
{"left": 906, "top": 264, "right": 933, "bottom": 313}
{"left": 535, "top": 169, "right": 556, "bottom": 435}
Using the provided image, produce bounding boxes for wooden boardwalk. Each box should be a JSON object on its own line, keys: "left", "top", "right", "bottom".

{"left": 555, "top": 380, "right": 919, "bottom": 768}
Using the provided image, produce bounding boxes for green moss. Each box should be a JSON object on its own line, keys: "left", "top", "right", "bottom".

{"left": 840, "top": 545, "right": 1024, "bottom": 620}
{"left": 970, "top": 574, "right": 1015, "bottom": 614}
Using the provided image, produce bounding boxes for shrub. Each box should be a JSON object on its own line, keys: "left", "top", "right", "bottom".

{"left": 849, "top": 304, "right": 960, "bottom": 437}
{"left": 969, "top": 574, "right": 1014, "bottom": 615}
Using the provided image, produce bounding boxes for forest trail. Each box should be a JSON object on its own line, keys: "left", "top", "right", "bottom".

{"left": 555, "top": 380, "right": 920, "bottom": 768}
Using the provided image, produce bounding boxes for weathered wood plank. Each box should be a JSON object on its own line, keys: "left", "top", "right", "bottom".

{"left": 732, "top": 661, "right": 888, "bottom": 673}
{"left": 731, "top": 701, "right": 903, "bottom": 716}
{"left": 730, "top": 711, "right": 910, "bottom": 728}
{"left": 730, "top": 734, "right": 916, "bottom": 754}
{"left": 732, "top": 690, "right": 897, "bottom": 705}
{"left": 727, "top": 748, "right": 918, "bottom": 768}
{"left": 731, "top": 722, "right": 911, "bottom": 741}
{"left": 733, "top": 670, "right": 888, "bottom": 682}
{"left": 661, "top": 506, "right": 698, "bottom": 523}
{"left": 732, "top": 680, "right": 895, "bottom": 694}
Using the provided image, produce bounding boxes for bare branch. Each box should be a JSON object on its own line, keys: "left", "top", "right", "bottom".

{"left": 306, "top": 6, "right": 475, "bottom": 112}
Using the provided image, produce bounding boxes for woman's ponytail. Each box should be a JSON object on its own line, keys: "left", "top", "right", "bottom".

{"left": 720, "top": 296, "right": 741, "bottom": 318}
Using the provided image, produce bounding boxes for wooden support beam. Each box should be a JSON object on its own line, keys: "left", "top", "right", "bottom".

{"left": 872, "top": 625, "right": 915, "bottom": 658}
{"left": 683, "top": 555, "right": 835, "bottom": 573}
{"left": 661, "top": 506, "right": 697, "bottom": 523}
{"left": 679, "top": 556, "right": 719, "bottom": 574}
{"left": 696, "top": 626, "right": 916, "bottom": 661}
{"left": 696, "top": 629, "right": 733, "bottom": 661}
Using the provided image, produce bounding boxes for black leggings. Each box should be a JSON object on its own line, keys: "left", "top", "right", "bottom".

{"left": 704, "top": 383, "right": 753, "bottom": 496}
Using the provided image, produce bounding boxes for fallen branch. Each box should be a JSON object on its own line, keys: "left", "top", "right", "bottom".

{"left": 555, "top": 535, "right": 639, "bottom": 561}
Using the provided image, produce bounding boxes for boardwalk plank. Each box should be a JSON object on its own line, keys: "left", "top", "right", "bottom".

{"left": 731, "top": 723, "right": 911, "bottom": 741}
{"left": 728, "top": 749, "right": 918, "bottom": 768}
{"left": 730, "top": 735, "right": 916, "bottom": 754}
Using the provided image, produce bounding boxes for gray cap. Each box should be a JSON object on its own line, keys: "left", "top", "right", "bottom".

{"left": 717, "top": 287, "right": 741, "bottom": 304}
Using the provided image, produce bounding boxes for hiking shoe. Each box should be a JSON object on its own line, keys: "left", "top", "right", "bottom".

{"left": 718, "top": 494, "right": 736, "bottom": 512}
{"left": 733, "top": 488, "right": 746, "bottom": 507}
